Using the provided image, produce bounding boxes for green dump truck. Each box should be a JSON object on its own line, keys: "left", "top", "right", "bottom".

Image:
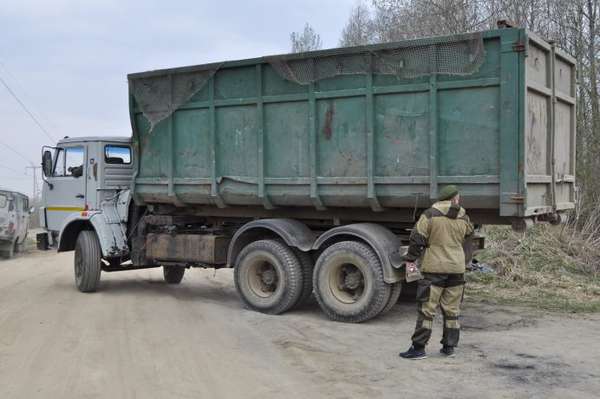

{"left": 40, "top": 26, "right": 575, "bottom": 322}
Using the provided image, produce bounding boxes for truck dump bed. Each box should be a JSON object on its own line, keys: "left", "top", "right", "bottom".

{"left": 128, "top": 27, "right": 575, "bottom": 224}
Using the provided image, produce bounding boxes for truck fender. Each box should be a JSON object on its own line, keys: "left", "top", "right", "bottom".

{"left": 57, "top": 211, "right": 129, "bottom": 258}
{"left": 92, "top": 190, "right": 131, "bottom": 258}
{"left": 312, "top": 223, "right": 403, "bottom": 284}
{"left": 57, "top": 212, "right": 94, "bottom": 253}
{"left": 227, "top": 218, "right": 316, "bottom": 267}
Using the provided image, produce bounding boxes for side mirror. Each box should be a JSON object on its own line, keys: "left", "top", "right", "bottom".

{"left": 29, "top": 207, "right": 35, "bottom": 214}
{"left": 42, "top": 150, "right": 53, "bottom": 177}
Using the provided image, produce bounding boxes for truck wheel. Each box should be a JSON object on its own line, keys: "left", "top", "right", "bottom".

{"left": 234, "top": 239, "right": 302, "bottom": 315}
{"left": 380, "top": 282, "right": 402, "bottom": 315}
{"left": 291, "top": 250, "right": 314, "bottom": 309}
{"left": 313, "top": 241, "right": 391, "bottom": 323}
{"left": 74, "top": 230, "right": 102, "bottom": 293}
{"left": 1, "top": 241, "right": 14, "bottom": 259}
{"left": 163, "top": 266, "right": 185, "bottom": 284}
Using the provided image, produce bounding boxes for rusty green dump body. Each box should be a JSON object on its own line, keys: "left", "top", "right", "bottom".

{"left": 128, "top": 28, "right": 575, "bottom": 225}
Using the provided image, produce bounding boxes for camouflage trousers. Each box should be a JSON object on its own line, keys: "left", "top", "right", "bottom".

{"left": 411, "top": 273, "right": 465, "bottom": 349}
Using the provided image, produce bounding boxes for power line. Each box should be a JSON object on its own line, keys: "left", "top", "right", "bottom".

{"left": 0, "top": 73, "right": 56, "bottom": 142}
{"left": 0, "top": 138, "right": 35, "bottom": 165}
{"left": 0, "top": 163, "right": 27, "bottom": 175}
{"left": 0, "top": 61, "right": 56, "bottom": 130}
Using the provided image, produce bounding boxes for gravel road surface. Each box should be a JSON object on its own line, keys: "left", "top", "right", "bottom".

{"left": 1, "top": 249, "right": 598, "bottom": 399}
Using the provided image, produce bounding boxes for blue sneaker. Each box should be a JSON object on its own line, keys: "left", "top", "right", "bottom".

{"left": 399, "top": 345, "right": 427, "bottom": 360}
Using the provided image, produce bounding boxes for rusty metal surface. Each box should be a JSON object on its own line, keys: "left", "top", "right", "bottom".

{"left": 129, "top": 28, "right": 575, "bottom": 224}
{"left": 145, "top": 233, "right": 230, "bottom": 265}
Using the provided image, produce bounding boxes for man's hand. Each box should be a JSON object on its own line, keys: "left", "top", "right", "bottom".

{"left": 405, "top": 261, "right": 418, "bottom": 273}
{"left": 404, "top": 261, "right": 423, "bottom": 282}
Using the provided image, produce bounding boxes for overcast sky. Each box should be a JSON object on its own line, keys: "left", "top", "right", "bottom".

{"left": 0, "top": 0, "right": 357, "bottom": 196}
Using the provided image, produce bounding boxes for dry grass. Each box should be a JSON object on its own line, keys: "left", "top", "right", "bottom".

{"left": 466, "top": 212, "right": 600, "bottom": 312}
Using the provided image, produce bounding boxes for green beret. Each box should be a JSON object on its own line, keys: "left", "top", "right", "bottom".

{"left": 438, "top": 185, "right": 459, "bottom": 201}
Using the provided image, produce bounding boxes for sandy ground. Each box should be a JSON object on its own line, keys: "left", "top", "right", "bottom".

{"left": 0, "top": 249, "right": 599, "bottom": 399}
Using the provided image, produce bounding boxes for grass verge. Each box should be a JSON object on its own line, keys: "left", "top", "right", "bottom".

{"left": 465, "top": 224, "right": 600, "bottom": 313}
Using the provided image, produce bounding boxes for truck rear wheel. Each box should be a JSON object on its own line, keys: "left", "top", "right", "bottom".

{"left": 234, "top": 239, "right": 302, "bottom": 315}
{"left": 74, "top": 230, "right": 102, "bottom": 293}
{"left": 380, "top": 282, "right": 402, "bottom": 315}
{"left": 163, "top": 266, "right": 185, "bottom": 284}
{"left": 291, "top": 250, "right": 314, "bottom": 309}
{"left": 313, "top": 241, "right": 391, "bottom": 323}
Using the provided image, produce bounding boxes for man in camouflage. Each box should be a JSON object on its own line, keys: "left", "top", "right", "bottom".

{"left": 400, "top": 185, "right": 474, "bottom": 360}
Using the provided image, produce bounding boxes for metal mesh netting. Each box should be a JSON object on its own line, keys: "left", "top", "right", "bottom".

{"left": 129, "top": 67, "right": 220, "bottom": 129}
{"left": 130, "top": 32, "right": 484, "bottom": 127}
{"left": 268, "top": 32, "right": 484, "bottom": 85}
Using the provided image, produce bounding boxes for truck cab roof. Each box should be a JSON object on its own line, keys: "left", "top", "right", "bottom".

{"left": 0, "top": 188, "right": 28, "bottom": 198}
{"left": 57, "top": 136, "right": 132, "bottom": 145}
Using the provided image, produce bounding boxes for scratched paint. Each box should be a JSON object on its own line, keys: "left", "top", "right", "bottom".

{"left": 322, "top": 103, "right": 335, "bottom": 140}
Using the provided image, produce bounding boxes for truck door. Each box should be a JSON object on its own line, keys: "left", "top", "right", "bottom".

{"left": 17, "top": 195, "right": 30, "bottom": 243}
{"left": 0, "top": 192, "right": 10, "bottom": 238}
{"left": 13, "top": 196, "right": 23, "bottom": 241}
{"left": 42, "top": 145, "right": 87, "bottom": 232}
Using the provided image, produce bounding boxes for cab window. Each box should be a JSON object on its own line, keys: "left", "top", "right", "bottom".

{"left": 53, "top": 147, "right": 84, "bottom": 177}
{"left": 105, "top": 145, "right": 131, "bottom": 165}
{"left": 0, "top": 194, "right": 6, "bottom": 208}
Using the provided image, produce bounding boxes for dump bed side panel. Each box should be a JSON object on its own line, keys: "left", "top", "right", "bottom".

{"left": 524, "top": 33, "right": 576, "bottom": 216}
{"left": 129, "top": 28, "right": 565, "bottom": 224}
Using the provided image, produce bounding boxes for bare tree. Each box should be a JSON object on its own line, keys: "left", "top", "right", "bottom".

{"left": 290, "top": 23, "right": 323, "bottom": 53}
{"left": 370, "top": 0, "right": 488, "bottom": 41}
{"left": 340, "top": 2, "right": 376, "bottom": 47}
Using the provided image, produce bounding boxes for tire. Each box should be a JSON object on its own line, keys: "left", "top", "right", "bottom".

{"left": 234, "top": 239, "right": 303, "bottom": 315}
{"left": 74, "top": 230, "right": 102, "bottom": 292}
{"left": 380, "top": 282, "right": 402, "bottom": 315}
{"left": 14, "top": 239, "right": 25, "bottom": 254}
{"left": 163, "top": 266, "right": 185, "bottom": 284}
{"left": 313, "top": 241, "right": 391, "bottom": 323}
{"left": 291, "top": 250, "right": 314, "bottom": 309}
{"left": 1, "top": 241, "right": 14, "bottom": 259}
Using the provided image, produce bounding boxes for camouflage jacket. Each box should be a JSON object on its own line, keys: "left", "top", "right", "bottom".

{"left": 404, "top": 200, "right": 474, "bottom": 274}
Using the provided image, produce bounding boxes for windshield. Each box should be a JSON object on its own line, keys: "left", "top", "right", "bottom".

{"left": 0, "top": 194, "right": 6, "bottom": 208}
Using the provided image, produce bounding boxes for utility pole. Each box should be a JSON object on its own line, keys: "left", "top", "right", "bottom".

{"left": 25, "top": 165, "right": 41, "bottom": 200}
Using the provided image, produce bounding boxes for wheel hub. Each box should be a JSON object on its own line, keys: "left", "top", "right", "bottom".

{"left": 329, "top": 263, "right": 365, "bottom": 304}
{"left": 343, "top": 269, "right": 362, "bottom": 290}
{"left": 260, "top": 267, "right": 276, "bottom": 286}
{"left": 247, "top": 260, "right": 279, "bottom": 298}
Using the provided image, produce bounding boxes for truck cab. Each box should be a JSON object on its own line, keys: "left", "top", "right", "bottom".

{"left": 39, "top": 136, "right": 133, "bottom": 253}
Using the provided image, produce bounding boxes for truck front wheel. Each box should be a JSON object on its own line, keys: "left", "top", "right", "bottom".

{"left": 234, "top": 239, "right": 302, "bottom": 315}
{"left": 163, "top": 266, "right": 185, "bottom": 284}
{"left": 313, "top": 241, "right": 391, "bottom": 323}
{"left": 0, "top": 239, "right": 15, "bottom": 259}
{"left": 74, "top": 230, "right": 102, "bottom": 293}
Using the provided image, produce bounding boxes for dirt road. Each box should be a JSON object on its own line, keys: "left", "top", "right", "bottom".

{"left": 1, "top": 249, "right": 598, "bottom": 399}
